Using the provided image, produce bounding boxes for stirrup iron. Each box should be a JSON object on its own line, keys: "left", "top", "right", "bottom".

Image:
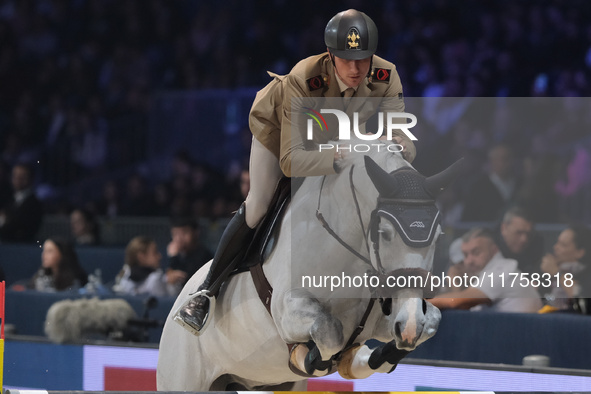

{"left": 173, "top": 290, "right": 216, "bottom": 336}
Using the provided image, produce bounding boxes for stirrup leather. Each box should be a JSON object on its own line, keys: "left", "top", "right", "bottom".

{"left": 173, "top": 290, "right": 216, "bottom": 336}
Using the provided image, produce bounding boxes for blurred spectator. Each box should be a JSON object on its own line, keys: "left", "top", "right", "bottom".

{"left": 113, "top": 235, "right": 175, "bottom": 297}
{"left": 93, "top": 180, "right": 121, "bottom": 218}
{"left": 189, "top": 162, "right": 217, "bottom": 201}
{"left": 515, "top": 154, "right": 560, "bottom": 223}
{"left": 171, "top": 150, "right": 192, "bottom": 179}
{"left": 70, "top": 207, "right": 99, "bottom": 246}
{"left": 0, "top": 163, "right": 43, "bottom": 243}
{"left": 0, "top": 159, "right": 11, "bottom": 209}
{"left": 26, "top": 237, "right": 88, "bottom": 292}
{"left": 119, "top": 173, "right": 155, "bottom": 216}
{"left": 165, "top": 217, "right": 212, "bottom": 294}
{"left": 495, "top": 207, "right": 545, "bottom": 276}
{"left": 555, "top": 147, "right": 591, "bottom": 198}
{"left": 70, "top": 104, "right": 108, "bottom": 177}
{"left": 430, "top": 228, "right": 542, "bottom": 313}
{"left": 540, "top": 225, "right": 591, "bottom": 310}
{"left": 462, "top": 144, "right": 520, "bottom": 222}
{"left": 153, "top": 182, "right": 172, "bottom": 217}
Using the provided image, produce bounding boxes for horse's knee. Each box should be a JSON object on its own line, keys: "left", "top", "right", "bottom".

{"left": 310, "top": 314, "right": 344, "bottom": 355}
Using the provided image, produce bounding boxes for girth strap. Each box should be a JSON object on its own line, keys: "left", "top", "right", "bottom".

{"left": 249, "top": 263, "right": 272, "bottom": 315}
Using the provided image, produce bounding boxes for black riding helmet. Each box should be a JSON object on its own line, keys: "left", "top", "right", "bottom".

{"left": 325, "top": 9, "right": 378, "bottom": 60}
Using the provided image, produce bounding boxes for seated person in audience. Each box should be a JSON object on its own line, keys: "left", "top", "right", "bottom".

{"left": 430, "top": 228, "right": 542, "bottom": 313}
{"left": 113, "top": 236, "right": 176, "bottom": 297}
{"left": 24, "top": 237, "right": 88, "bottom": 292}
{"left": 461, "top": 144, "right": 519, "bottom": 222}
{"left": 165, "top": 217, "right": 213, "bottom": 294}
{"left": 495, "top": 206, "right": 545, "bottom": 276}
{"left": 0, "top": 163, "right": 43, "bottom": 243}
{"left": 540, "top": 224, "right": 591, "bottom": 310}
{"left": 70, "top": 207, "right": 99, "bottom": 246}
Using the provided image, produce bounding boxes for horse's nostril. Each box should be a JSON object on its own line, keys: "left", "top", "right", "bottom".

{"left": 395, "top": 321, "right": 402, "bottom": 339}
{"left": 422, "top": 299, "right": 427, "bottom": 314}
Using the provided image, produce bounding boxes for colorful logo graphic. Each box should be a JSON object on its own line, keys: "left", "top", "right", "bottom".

{"left": 303, "top": 107, "right": 329, "bottom": 133}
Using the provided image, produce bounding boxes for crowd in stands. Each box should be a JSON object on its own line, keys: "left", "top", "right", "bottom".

{"left": 433, "top": 206, "right": 591, "bottom": 314}
{"left": 0, "top": 0, "right": 590, "bottom": 224}
{"left": 0, "top": 0, "right": 591, "bottom": 324}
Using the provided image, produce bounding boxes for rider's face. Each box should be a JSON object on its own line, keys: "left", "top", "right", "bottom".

{"left": 332, "top": 54, "right": 372, "bottom": 88}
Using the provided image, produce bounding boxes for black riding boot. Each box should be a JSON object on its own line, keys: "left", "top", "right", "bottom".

{"left": 175, "top": 203, "right": 254, "bottom": 335}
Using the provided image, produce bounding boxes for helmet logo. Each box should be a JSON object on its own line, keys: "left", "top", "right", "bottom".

{"left": 347, "top": 28, "right": 361, "bottom": 50}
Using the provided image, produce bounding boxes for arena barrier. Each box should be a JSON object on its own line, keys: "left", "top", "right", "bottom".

{"left": 4, "top": 391, "right": 495, "bottom": 394}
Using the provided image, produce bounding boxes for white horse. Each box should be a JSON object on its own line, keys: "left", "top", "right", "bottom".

{"left": 158, "top": 140, "right": 461, "bottom": 391}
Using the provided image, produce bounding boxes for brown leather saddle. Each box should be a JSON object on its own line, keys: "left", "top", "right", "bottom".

{"left": 232, "top": 176, "right": 303, "bottom": 274}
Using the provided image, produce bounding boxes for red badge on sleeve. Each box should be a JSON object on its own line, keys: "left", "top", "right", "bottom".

{"left": 373, "top": 68, "right": 391, "bottom": 83}
{"left": 307, "top": 75, "right": 326, "bottom": 91}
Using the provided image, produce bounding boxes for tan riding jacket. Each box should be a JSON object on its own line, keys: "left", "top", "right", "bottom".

{"left": 249, "top": 53, "right": 416, "bottom": 177}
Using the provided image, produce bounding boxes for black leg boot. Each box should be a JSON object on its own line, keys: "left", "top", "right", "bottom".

{"left": 174, "top": 203, "right": 254, "bottom": 335}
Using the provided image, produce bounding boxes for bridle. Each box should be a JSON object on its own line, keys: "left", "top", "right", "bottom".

{"left": 315, "top": 164, "right": 437, "bottom": 296}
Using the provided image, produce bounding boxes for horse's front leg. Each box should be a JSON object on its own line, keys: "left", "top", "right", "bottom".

{"left": 275, "top": 289, "right": 345, "bottom": 377}
{"left": 338, "top": 299, "right": 441, "bottom": 379}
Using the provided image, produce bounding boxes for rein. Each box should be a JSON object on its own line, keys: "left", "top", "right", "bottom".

{"left": 315, "top": 165, "right": 372, "bottom": 265}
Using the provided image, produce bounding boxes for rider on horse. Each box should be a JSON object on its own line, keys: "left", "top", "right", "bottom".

{"left": 176, "top": 9, "right": 417, "bottom": 335}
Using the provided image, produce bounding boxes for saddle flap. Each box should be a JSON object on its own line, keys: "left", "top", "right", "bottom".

{"left": 239, "top": 177, "right": 304, "bottom": 269}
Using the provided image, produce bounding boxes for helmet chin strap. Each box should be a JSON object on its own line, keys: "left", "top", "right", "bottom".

{"left": 329, "top": 50, "right": 336, "bottom": 67}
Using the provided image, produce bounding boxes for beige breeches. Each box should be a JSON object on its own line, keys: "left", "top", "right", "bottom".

{"left": 244, "top": 137, "right": 283, "bottom": 228}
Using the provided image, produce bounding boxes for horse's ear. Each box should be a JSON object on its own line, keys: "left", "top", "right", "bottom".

{"left": 364, "top": 156, "right": 399, "bottom": 197}
{"left": 424, "top": 157, "right": 464, "bottom": 198}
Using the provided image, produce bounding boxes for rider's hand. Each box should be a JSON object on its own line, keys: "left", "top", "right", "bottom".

{"left": 391, "top": 136, "right": 413, "bottom": 162}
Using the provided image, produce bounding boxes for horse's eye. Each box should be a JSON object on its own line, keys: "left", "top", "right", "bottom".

{"left": 380, "top": 230, "right": 391, "bottom": 242}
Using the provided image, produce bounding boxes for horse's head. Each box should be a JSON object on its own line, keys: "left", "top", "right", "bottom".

{"left": 364, "top": 154, "right": 463, "bottom": 349}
